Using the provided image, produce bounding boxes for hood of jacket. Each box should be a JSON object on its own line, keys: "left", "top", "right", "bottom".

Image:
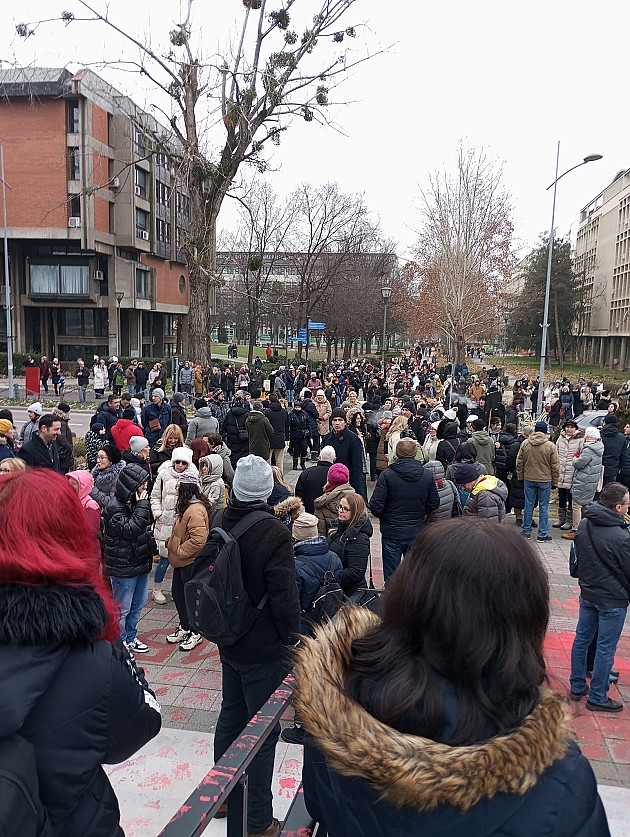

{"left": 212, "top": 441, "right": 232, "bottom": 458}
{"left": 246, "top": 411, "right": 266, "bottom": 424}
{"left": 583, "top": 500, "right": 628, "bottom": 529}
{"left": 267, "top": 400, "right": 283, "bottom": 412}
{"left": 199, "top": 453, "right": 224, "bottom": 477}
{"left": 472, "top": 474, "right": 509, "bottom": 501}
{"left": 66, "top": 469, "right": 94, "bottom": 502}
{"left": 294, "top": 607, "right": 570, "bottom": 814}
{"left": 315, "top": 483, "right": 353, "bottom": 507}
{"left": 0, "top": 583, "right": 107, "bottom": 737}
{"left": 274, "top": 495, "right": 304, "bottom": 519}
{"left": 581, "top": 439, "right": 604, "bottom": 458}
{"left": 601, "top": 423, "right": 621, "bottom": 439}
{"left": 195, "top": 406, "right": 214, "bottom": 419}
{"left": 423, "top": 460, "right": 445, "bottom": 480}
{"left": 528, "top": 431, "right": 550, "bottom": 446}
{"left": 388, "top": 457, "right": 426, "bottom": 482}
{"left": 114, "top": 462, "right": 149, "bottom": 502}
{"left": 442, "top": 422, "right": 458, "bottom": 440}
{"left": 471, "top": 429, "right": 492, "bottom": 449}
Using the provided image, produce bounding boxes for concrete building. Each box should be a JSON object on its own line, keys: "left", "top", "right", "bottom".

{"left": 0, "top": 67, "right": 189, "bottom": 362}
{"left": 574, "top": 167, "right": 630, "bottom": 369}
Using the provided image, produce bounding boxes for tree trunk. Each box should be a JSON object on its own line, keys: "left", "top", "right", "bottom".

{"left": 187, "top": 262, "right": 210, "bottom": 364}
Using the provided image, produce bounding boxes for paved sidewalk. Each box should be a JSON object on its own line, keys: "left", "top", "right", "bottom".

{"left": 109, "top": 462, "right": 630, "bottom": 833}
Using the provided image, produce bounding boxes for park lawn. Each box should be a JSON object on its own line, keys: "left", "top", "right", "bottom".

{"left": 501, "top": 356, "right": 630, "bottom": 389}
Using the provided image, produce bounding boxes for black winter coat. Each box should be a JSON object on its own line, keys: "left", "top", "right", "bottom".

{"left": 94, "top": 403, "right": 121, "bottom": 439}
{"left": 327, "top": 517, "right": 373, "bottom": 595}
{"left": 301, "top": 400, "right": 319, "bottom": 438}
{"left": 618, "top": 437, "right": 630, "bottom": 487}
{"left": 436, "top": 424, "right": 460, "bottom": 471}
{"left": 575, "top": 501, "right": 630, "bottom": 608}
{"left": 295, "top": 461, "right": 332, "bottom": 513}
{"left": 264, "top": 401, "right": 289, "bottom": 448}
{"left": 289, "top": 408, "right": 311, "bottom": 441}
{"left": 322, "top": 429, "right": 366, "bottom": 497}
{"left": 210, "top": 503, "right": 300, "bottom": 662}
{"left": 506, "top": 435, "right": 525, "bottom": 510}
{"left": 0, "top": 583, "right": 161, "bottom": 837}
{"left": 170, "top": 403, "right": 188, "bottom": 435}
{"left": 495, "top": 430, "right": 518, "bottom": 482}
{"left": 600, "top": 424, "right": 626, "bottom": 483}
{"left": 224, "top": 405, "right": 251, "bottom": 466}
{"left": 18, "top": 433, "right": 61, "bottom": 471}
{"left": 103, "top": 464, "right": 155, "bottom": 578}
{"left": 369, "top": 458, "right": 440, "bottom": 540}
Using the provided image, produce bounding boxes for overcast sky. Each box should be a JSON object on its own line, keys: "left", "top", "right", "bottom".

{"left": 3, "top": 0, "right": 626, "bottom": 262}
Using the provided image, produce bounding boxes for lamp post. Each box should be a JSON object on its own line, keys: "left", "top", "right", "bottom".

{"left": 115, "top": 291, "right": 124, "bottom": 357}
{"left": 381, "top": 284, "right": 392, "bottom": 370}
{"left": 536, "top": 144, "right": 602, "bottom": 418}
{"left": 1, "top": 146, "right": 14, "bottom": 399}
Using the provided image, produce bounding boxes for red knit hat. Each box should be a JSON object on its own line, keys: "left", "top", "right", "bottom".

{"left": 326, "top": 463, "right": 350, "bottom": 490}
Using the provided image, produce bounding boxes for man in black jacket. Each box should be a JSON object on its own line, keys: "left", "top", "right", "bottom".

{"left": 213, "top": 455, "right": 299, "bottom": 837}
{"left": 600, "top": 413, "right": 625, "bottom": 485}
{"left": 264, "top": 392, "right": 289, "bottom": 469}
{"left": 322, "top": 408, "right": 366, "bottom": 497}
{"left": 295, "top": 445, "right": 336, "bottom": 513}
{"left": 369, "top": 439, "right": 439, "bottom": 582}
{"left": 569, "top": 482, "right": 630, "bottom": 712}
{"left": 18, "top": 414, "right": 62, "bottom": 471}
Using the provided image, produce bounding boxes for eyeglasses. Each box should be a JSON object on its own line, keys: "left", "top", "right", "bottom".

{"left": 338, "top": 504, "right": 351, "bottom": 512}
{"left": 173, "top": 460, "right": 188, "bottom": 466}
{"left": 0, "top": 467, "right": 14, "bottom": 473}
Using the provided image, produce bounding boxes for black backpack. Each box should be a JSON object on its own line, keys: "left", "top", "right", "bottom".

{"left": 0, "top": 734, "right": 50, "bottom": 836}
{"left": 184, "top": 510, "right": 271, "bottom": 646}
{"left": 299, "top": 556, "right": 346, "bottom": 626}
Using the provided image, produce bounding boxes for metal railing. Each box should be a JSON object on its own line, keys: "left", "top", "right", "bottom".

{"left": 158, "top": 673, "right": 320, "bottom": 837}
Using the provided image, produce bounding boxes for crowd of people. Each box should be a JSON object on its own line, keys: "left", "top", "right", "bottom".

{"left": 0, "top": 343, "right": 627, "bottom": 835}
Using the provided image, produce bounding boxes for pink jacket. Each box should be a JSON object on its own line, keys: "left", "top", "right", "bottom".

{"left": 67, "top": 470, "right": 101, "bottom": 539}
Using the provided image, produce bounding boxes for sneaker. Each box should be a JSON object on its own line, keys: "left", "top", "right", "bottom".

{"left": 586, "top": 698, "right": 623, "bottom": 713}
{"left": 281, "top": 724, "right": 306, "bottom": 745}
{"left": 166, "top": 625, "right": 189, "bottom": 644}
{"left": 126, "top": 638, "right": 149, "bottom": 654}
{"left": 522, "top": 532, "right": 531, "bottom": 540}
{"left": 152, "top": 588, "right": 167, "bottom": 605}
{"left": 247, "top": 818, "right": 282, "bottom": 837}
{"left": 537, "top": 535, "right": 553, "bottom": 542}
{"left": 179, "top": 632, "right": 203, "bottom": 651}
{"left": 569, "top": 686, "right": 589, "bottom": 701}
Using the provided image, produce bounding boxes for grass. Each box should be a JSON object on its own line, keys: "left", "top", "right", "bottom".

{"left": 499, "top": 356, "right": 630, "bottom": 388}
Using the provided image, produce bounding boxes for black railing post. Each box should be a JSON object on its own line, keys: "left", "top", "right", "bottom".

{"left": 226, "top": 775, "right": 248, "bottom": 837}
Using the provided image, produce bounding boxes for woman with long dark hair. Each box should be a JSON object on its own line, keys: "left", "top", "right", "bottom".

{"left": 327, "top": 492, "right": 372, "bottom": 596}
{"left": 165, "top": 474, "right": 211, "bottom": 652}
{"left": 294, "top": 519, "right": 608, "bottom": 836}
{"left": 0, "top": 470, "right": 161, "bottom": 836}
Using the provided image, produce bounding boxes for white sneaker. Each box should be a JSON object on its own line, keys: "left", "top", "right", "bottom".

{"left": 179, "top": 632, "right": 202, "bottom": 652}
{"left": 152, "top": 588, "right": 167, "bottom": 605}
{"left": 126, "top": 638, "right": 149, "bottom": 654}
{"left": 166, "top": 626, "right": 189, "bottom": 644}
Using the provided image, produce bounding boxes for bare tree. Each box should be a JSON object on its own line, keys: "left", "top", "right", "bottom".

{"left": 18, "top": 0, "right": 379, "bottom": 363}
{"left": 411, "top": 145, "right": 516, "bottom": 363}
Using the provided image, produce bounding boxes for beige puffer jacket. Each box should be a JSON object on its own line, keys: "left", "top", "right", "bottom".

{"left": 150, "top": 460, "right": 199, "bottom": 557}
{"left": 314, "top": 483, "right": 356, "bottom": 536}
{"left": 555, "top": 429, "right": 584, "bottom": 489}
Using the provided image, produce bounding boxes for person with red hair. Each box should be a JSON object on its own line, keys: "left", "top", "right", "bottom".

{"left": 0, "top": 470, "right": 161, "bottom": 836}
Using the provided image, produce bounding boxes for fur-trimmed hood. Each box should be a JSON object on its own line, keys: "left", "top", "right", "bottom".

{"left": 294, "top": 607, "right": 570, "bottom": 814}
{"left": 274, "top": 495, "right": 303, "bottom": 519}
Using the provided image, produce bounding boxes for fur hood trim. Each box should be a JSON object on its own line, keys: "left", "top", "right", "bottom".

{"left": 274, "top": 495, "right": 303, "bottom": 519}
{"left": 0, "top": 583, "right": 107, "bottom": 646}
{"left": 294, "top": 606, "right": 570, "bottom": 813}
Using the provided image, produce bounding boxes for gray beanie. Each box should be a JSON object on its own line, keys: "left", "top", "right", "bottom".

{"left": 130, "top": 435, "right": 150, "bottom": 453}
{"left": 152, "top": 387, "right": 165, "bottom": 400}
{"left": 232, "top": 454, "right": 274, "bottom": 503}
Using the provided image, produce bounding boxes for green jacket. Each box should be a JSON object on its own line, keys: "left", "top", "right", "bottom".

{"left": 246, "top": 410, "right": 274, "bottom": 459}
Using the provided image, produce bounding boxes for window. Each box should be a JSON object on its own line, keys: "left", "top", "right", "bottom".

{"left": 135, "top": 209, "right": 149, "bottom": 238}
{"left": 118, "top": 248, "right": 139, "bottom": 262}
{"left": 136, "top": 267, "right": 150, "bottom": 299}
{"left": 157, "top": 219, "right": 171, "bottom": 243}
{"left": 156, "top": 152, "right": 169, "bottom": 169}
{"left": 134, "top": 127, "right": 146, "bottom": 157}
{"left": 69, "top": 148, "right": 80, "bottom": 180}
{"left": 70, "top": 195, "right": 81, "bottom": 218}
{"left": 164, "top": 314, "right": 176, "bottom": 336}
{"left": 68, "top": 99, "right": 79, "bottom": 133}
{"left": 156, "top": 179, "right": 170, "bottom": 206}
{"left": 176, "top": 192, "right": 190, "bottom": 217}
{"left": 31, "top": 264, "right": 89, "bottom": 296}
{"left": 58, "top": 309, "right": 108, "bottom": 336}
{"left": 135, "top": 167, "right": 147, "bottom": 199}
{"left": 179, "top": 274, "right": 186, "bottom": 294}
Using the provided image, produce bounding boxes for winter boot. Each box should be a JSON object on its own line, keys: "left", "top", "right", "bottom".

{"left": 552, "top": 509, "right": 566, "bottom": 528}
{"left": 300, "top": 457, "right": 306, "bottom": 470}
{"left": 515, "top": 512, "right": 523, "bottom": 525}
{"left": 560, "top": 510, "right": 573, "bottom": 530}
{"left": 152, "top": 583, "right": 167, "bottom": 605}
{"left": 292, "top": 458, "right": 299, "bottom": 470}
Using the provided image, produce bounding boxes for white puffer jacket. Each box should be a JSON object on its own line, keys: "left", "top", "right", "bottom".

{"left": 150, "top": 460, "right": 199, "bottom": 557}
{"left": 555, "top": 429, "right": 584, "bottom": 489}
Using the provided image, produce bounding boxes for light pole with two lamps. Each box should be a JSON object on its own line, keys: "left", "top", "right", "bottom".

{"left": 115, "top": 291, "right": 124, "bottom": 358}
{"left": 536, "top": 144, "right": 602, "bottom": 418}
{"left": 381, "top": 283, "right": 392, "bottom": 370}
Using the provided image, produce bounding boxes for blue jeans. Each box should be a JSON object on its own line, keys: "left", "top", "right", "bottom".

{"left": 570, "top": 597, "right": 627, "bottom": 704}
{"left": 110, "top": 574, "right": 149, "bottom": 643}
{"left": 286, "top": 389, "right": 294, "bottom": 405}
{"left": 381, "top": 536, "right": 413, "bottom": 582}
{"left": 523, "top": 480, "right": 551, "bottom": 537}
{"left": 214, "top": 654, "right": 287, "bottom": 833}
{"left": 154, "top": 556, "right": 169, "bottom": 584}
{"left": 128, "top": 384, "right": 135, "bottom": 396}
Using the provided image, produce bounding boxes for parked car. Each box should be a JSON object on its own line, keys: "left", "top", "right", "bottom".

{"left": 575, "top": 410, "right": 609, "bottom": 431}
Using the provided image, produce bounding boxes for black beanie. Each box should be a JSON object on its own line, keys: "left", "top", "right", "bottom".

{"left": 331, "top": 408, "right": 347, "bottom": 421}
{"left": 194, "top": 398, "right": 207, "bottom": 410}
{"left": 101, "top": 443, "right": 121, "bottom": 464}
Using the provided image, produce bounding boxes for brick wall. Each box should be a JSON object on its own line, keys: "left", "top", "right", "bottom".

{"left": 142, "top": 254, "right": 189, "bottom": 306}
{"left": 1, "top": 98, "right": 68, "bottom": 228}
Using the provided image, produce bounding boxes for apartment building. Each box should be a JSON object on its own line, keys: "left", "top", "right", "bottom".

{"left": 0, "top": 67, "right": 189, "bottom": 361}
{"left": 574, "top": 168, "right": 630, "bottom": 369}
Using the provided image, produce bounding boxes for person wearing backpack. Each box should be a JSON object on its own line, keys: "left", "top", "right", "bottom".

{"left": 211, "top": 455, "right": 299, "bottom": 837}
{"left": 0, "top": 469, "right": 161, "bottom": 837}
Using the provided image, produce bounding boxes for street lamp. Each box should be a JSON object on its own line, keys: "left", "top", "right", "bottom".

{"left": 381, "top": 284, "right": 392, "bottom": 370}
{"left": 115, "top": 291, "right": 124, "bottom": 357}
{"left": 536, "top": 144, "right": 602, "bottom": 417}
{"left": 1, "top": 146, "right": 14, "bottom": 399}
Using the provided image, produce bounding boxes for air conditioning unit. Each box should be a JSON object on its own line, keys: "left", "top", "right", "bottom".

{"left": 135, "top": 185, "right": 143, "bottom": 197}
{"left": 68, "top": 217, "right": 81, "bottom": 228}
{"left": 111, "top": 177, "right": 120, "bottom": 189}
{"left": 140, "top": 230, "right": 150, "bottom": 241}
{"left": 93, "top": 269, "right": 104, "bottom": 280}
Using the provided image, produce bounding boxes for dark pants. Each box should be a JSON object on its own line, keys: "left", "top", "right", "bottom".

{"left": 381, "top": 536, "right": 414, "bottom": 582}
{"left": 214, "top": 654, "right": 286, "bottom": 833}
{"left": 558, "top": 487, "right": 573, "bottom": 511}
{"left": 368, "top": 452, "right": 377, "bottom": 480}
{"left": 171, "top": 564, "right": 194, "bottom": 631}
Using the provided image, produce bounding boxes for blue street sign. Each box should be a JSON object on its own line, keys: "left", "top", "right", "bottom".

{"left": 287, "top": 336, "right": 302, "bottom": 342}
{"left": 297, "top": 329, "right": 308, "bottom": 340}
{"left": 308, "top": 321, "right": 326, "bottom": 330}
